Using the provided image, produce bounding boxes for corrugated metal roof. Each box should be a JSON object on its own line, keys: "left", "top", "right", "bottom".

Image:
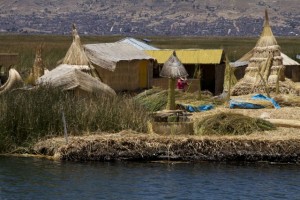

{"left": 145, "top": 49, "right": 223, "bottom": 64}
{"left": 84, "top": 43, "right": 154, "bottom": 71}
{"left": 118, "top": 37, "right": 159, "bottom": 50}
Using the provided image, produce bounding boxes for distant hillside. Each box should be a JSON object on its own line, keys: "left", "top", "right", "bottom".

{"left": 0, "top": 0, "right": 299, "bottom": 36}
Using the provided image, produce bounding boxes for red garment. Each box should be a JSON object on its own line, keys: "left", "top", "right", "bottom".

{"left": 177, "top": 79, "right": 188, "bottom": 90}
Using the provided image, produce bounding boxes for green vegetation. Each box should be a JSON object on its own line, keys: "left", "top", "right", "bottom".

{"left": 134, "top": 87, "right": 223, "bottom": 112}
{"left": 0, "top": 34, "right": 298, "bottom": 153}
{"left": 0, "top": 86, "right": 150, "bottom": 153}
{"left": 195, "top": 112, "right": 276, "bottom": 135}
{"left": 0, "top": 35, "right": 299, "bottom": 76}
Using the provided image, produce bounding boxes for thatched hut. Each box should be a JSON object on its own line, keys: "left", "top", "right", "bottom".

{"left": 231, "top": 10, "right": 300, "bottom": 96}
{"left": 38, "top": 24, "right": 115, "bottom": 96}
{"left": 37, "top": 65, "right": 116, "bottom": 96}
{"left": 146, "top": 49, "right": 225, "bottom": 95}
{"left": 84, "top": 42, "right": 154, "bottom": 92}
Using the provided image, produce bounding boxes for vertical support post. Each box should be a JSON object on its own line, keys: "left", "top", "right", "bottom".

{"left": 61, "top": 107, "right": 68, "bottom": 144}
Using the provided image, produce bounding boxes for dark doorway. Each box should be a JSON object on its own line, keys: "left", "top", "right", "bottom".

{"left": 201, "top": 65, "right": 215, "bottom": 94}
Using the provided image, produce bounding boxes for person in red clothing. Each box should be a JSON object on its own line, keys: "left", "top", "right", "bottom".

{"left": 177, "top": 77, "right": 189, "bottom": 92}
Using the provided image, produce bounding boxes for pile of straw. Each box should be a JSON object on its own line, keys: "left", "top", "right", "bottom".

{"left": 274, "top": 94, "right": 300, "bottom": 107}
{"left": 195, "top": 112, "right": 275, "bottom": 135}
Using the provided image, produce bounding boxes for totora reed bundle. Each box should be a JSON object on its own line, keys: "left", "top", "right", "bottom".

{"left": 195, "top": 112, "right": 275, "bottom": 135}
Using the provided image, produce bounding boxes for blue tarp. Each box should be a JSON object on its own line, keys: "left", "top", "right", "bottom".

{"left": 178, "top": 104, "right": 214, "bottom": 112}
{"left": 251, "top": 94, "right": 281, "bottom": 109}
{"left": 229, "top": 100, "right": 265, "bottom": 109}
{"left": 229, "top": 94, "right": 281, "bottom": 109}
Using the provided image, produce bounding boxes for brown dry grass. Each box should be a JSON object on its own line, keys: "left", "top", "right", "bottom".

{"left": 32, "top": 130, "right": 300, "bottom": 162}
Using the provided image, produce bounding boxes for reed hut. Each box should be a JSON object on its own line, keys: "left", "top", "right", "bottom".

{"left": 231, "top": 10, "right": 300, "bottom": 96}
{"left": 146, "top": 49, "right": 225, "bottom": 95}
{"left": 37, "top": 65, "right": 116, "bottom": 96}
{"left": 84, "top": 42, "right": 154, "bottom": 92}
{"left": 38, "top": 24, "right": 115, "bottom": 96}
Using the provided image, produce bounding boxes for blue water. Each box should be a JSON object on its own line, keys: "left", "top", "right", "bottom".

{"left": 1, "top": 156, "right": 300, "bottom": 200}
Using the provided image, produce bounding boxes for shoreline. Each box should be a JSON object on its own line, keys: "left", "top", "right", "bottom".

{"left": 30, "top": 130, "right": 300, "bottom": 163}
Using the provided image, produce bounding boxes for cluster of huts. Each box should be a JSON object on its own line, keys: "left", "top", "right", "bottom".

{"left": 0, "top": 10, "right": 299, "bottom": 97}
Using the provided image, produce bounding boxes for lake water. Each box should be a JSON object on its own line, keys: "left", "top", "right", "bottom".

{"left": 1, "top": 156, "right": 300, "bottom": 200}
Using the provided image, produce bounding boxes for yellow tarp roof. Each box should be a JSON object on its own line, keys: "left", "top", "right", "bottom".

{"left": 145, "top": 49, "right": 224, "bottom": 64}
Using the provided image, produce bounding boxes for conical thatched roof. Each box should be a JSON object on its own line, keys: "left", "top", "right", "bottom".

{"left": 26, "top": 44, "right": 46, "bottom": 85}
{"left": 63, "top": 24, "right": 90, "bottom": 65}
{"left": 231, "top": 10, "right": 299, "bottom": 96}
{"left": 159, "top": 51, "right": 188, "bottom": 79}
{"left": 62, "top": 24, "right": 100, "bottom": 79}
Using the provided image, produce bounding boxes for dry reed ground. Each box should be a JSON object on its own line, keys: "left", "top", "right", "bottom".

{"left": 32, "top": 106, "right": 300, "bottom": 163}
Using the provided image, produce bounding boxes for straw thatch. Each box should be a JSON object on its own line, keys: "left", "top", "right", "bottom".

{"left": 26, "top": 44, "right": 46, "bottom": 85}
{"left": 63, "top": 24, "right": 89, "bottom": 66}
{"left": 0, "top": 68, "right": 23, "bottom": 95}
{"left": 62, "top": 24, "right": 100, "bottom": 79}
{"left": 84, "top": 42, "right": 154, "bottom": 72}
{"left": 195, "top": 112, "right": 275, "bottom": 135}
{"left": 160, "top": 51, "right": 188, "bottom": 110}
{"left": 37, "top": 64, "right": 116, "bottom": 96}
{"left": 232, "top": 10, "right": 300, "bottom": 96}
{"left": 160, "top": 51, "right": 188, "bottom": 79}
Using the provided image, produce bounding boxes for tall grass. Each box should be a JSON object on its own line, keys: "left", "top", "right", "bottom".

{"left": 0, "top": 35, "right": 298, "bottom": 73}
{"left": 0, "top": 86, "right": 150, "bottom": 153}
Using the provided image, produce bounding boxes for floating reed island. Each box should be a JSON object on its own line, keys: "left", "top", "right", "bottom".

{"left": 1, "top": 11, "right": 300, "bottom": 164}
{"left": 29, "top": 97, "right": 300, "bottom": 163}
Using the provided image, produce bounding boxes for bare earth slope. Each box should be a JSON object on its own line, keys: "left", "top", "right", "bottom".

{"left": 0, "top": 0, "right": 299, "bottom": 36}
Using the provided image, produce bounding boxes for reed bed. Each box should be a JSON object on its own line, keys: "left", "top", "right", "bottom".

{"left": 33, "top": 131, "right": 300, "bottom": 163}
{"left": 0, "top": 86, "right": 150, "bottom": 153}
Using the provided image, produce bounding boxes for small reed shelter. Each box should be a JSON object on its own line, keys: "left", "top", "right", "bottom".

{"left": 145, "top": 49, "right": 225, "bottom": 95}
{"left": 232, "top": 10, "right": 300, "bottom": 96}
{"left": 84, "top": 42, "right": 154, "bottom": 92}
{"left": 38, "top": 25, "right": 115, "bottom": 97}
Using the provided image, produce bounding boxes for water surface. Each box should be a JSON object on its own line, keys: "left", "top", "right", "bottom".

{"left": 1, "top": 156, "right": 300, "bottom": 200}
